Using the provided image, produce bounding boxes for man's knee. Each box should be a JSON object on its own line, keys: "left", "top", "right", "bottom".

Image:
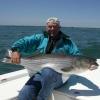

{"left": 41, "top": 68, "right": 56, "bottom": 77}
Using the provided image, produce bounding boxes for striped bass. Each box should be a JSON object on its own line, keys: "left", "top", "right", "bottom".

{"left": 2, "top": 51, "right": 99, "bottom": 77}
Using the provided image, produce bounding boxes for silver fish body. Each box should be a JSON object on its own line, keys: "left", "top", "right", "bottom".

{"left": 2, "top": 54, "right": 99, "bottom": 77}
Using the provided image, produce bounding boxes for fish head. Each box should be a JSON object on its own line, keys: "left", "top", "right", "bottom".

{"left": 78, "top": 57, "right": 99, "bottom": 71}
{"left": 60, "top": 56, "right": 99, "bottom": 74}
{"left": 87, "top": 58, "right": 99, "bottom": 70}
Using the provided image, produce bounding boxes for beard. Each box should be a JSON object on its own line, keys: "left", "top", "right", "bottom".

{"left": 48, "top": 30, "right": 59, "bottom": 38}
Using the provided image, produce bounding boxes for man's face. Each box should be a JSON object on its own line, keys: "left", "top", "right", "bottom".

{"left": 46, "top": 22, "right": 60, "bottom": 37}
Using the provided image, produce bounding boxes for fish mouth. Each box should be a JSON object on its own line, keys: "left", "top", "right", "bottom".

{"left": 89, "top": 65, "right": 98, "bottom": 70}
{"left": 89, "top": 59, "right": 99, "bottom": 70}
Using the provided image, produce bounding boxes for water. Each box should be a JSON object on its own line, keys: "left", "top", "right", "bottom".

{"left": 0, "top": 26, "right": 100, "bottom": 74}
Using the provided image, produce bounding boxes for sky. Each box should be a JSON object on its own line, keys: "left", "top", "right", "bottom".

{"left": 0, "top": 0, "right": 100, "bottom": 28}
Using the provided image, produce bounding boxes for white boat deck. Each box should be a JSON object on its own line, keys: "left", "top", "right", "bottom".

{"left": 0, "top": 59, "right": 100, "bottom": 100}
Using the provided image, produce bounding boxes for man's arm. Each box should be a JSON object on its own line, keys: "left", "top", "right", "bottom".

{"left": 64, "top": 38, "right": 81, "bottom": 55}
{"left": 68, "top": 40, "right": 81, "bottom": 55}
{"left": 10, "top": 34, "right": 42, "bottom": 63}
{"left": 10, "top": 51, "right": 20, "bottom": 64}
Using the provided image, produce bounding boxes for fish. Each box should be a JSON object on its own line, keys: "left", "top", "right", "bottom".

{"left": 1, "top": 50, "right": 99, "bottom": 77}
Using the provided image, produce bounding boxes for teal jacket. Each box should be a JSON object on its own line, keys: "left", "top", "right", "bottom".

{"left": 11, "top": 31, "right": 80, "bottom": 56}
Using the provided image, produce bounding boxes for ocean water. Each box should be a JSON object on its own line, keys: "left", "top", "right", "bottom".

{"left": 0, "top": 26, "right": 100, "bottom": 74}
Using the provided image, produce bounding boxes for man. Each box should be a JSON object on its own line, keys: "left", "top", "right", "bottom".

{"left": 10, "top": 17, "right": 80, "bottom": 100}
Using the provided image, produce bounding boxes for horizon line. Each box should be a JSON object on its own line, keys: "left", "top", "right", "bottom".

{"left": 0, "top": 25, "right": 100, "bottom": 29}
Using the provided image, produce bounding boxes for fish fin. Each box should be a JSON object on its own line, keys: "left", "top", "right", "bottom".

{"left": 61, "top": 66, "right": 73, "bottom": 72}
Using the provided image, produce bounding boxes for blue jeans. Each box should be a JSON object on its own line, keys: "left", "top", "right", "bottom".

{"left": 18, "top": 68, "right": 63, "bottom": 100}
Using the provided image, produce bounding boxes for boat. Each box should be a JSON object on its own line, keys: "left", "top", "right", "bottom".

{"left": 0, "top": 59, "right": 100, "bottom": 100}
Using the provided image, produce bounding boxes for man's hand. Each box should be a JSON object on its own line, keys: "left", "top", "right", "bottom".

{"left": 11, "top": 51, "right": 20, "bottom": 64}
